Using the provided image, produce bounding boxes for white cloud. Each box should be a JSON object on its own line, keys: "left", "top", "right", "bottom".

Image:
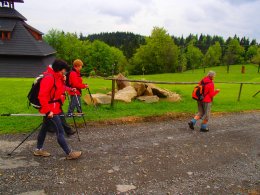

{"left": 14, "top": 0, "right": 260, "bottom": 41}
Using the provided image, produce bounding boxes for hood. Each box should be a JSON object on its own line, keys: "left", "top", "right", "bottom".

{"left": 202, "top": 76, "right": 213, "bottom": 84}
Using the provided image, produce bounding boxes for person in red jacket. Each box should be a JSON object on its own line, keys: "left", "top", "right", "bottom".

{"left": 188, "top": 71, "right": 220, "bottom": 132}
{"left": 34, "top": 59, "right": 82, "bottom": 160}
{"left": 67, "top": 59, "right": 88, "bottom": 115}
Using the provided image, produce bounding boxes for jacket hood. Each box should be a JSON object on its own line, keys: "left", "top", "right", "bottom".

{"left": 202, "top": 76, "right": 213, "bottom": 84}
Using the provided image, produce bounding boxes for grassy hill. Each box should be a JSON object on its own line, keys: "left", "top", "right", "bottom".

{"left": 0, "top": 64, "right": 259, "bottom": 134}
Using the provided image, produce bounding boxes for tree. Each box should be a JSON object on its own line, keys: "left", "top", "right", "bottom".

{"left": 185, "top": 41, "right": 203, "bottom": 71}
{"left": 246, "top": 45, "right": 258, "bottom": 62}
{"left": 252, "top": 47, "right": 260, "bottom": 73}
{"left": 178, "top": 51, "right": 187, "bottom": 72}
{"left": 87, "top": 32, "right": 145, "bottom": 59}
{"left": 44, "top": 29, "right": 128, "bottom": 76}
{"left": 203, "top": 42, "right": 222, "bottom": 68}
{"left": 131, "top": 27, "right": 179, "bottom": 74}
{"left": 223, "top": 38, "right": 245, "bottom": 73}
{"left": 87, "top": 40, "right": 128, "bottom": 76}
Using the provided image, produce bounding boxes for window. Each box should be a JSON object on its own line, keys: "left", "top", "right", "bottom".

{"left": 0, "top": 31, "right": 11, "bottom": 40}
{"left": 1, "top": 31, "right": 5, "bottom": 40}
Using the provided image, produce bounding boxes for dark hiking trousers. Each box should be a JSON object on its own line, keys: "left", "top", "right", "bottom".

{"left": 46, "top": 113, "right": 74, "bottom": 134}
{"left": 68, "top": 95, "right": 82, "bottom": 114}
{"left": 37, "top": 115, "right": 71, "bottom": 155}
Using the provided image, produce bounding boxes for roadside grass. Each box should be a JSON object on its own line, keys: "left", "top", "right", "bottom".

{"left": 0, "top": 64, "right": 259, "bottom": 134}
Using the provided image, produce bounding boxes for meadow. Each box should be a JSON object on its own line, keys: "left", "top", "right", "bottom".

{"left": 0, "top": 64, "right": 259, "bottom": 134}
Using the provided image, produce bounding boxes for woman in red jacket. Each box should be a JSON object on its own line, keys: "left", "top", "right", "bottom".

{"left": 67, "top": 59, "right": 88, "bottom": 115}
{"left": 34, "top": 59, "right": 82, "bottom": 160}
{"left": 188, "top": 71, "right": 220, "bottom": 132}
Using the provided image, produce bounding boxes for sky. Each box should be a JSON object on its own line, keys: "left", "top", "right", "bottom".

{"left": 15, "top": 0, "right": 260, "bottom": 42}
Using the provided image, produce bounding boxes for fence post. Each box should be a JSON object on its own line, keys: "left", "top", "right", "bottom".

{"left": 111, "top": 79, "right": 116, "bottom": 107}
{"left": 237, "top": 83, "right": 243, "bottom": 101}
{"left": 253, "top": 90, "right": 260, "bottom": 97}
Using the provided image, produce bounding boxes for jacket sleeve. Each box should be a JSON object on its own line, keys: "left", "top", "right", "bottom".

{"left": 69, "top": 71, "right": 86, "bottom": 89}
{"left": 207, "top": 83, "right": 219, "bottom": 99}
{"left": 38, "top": 76, "right": 55, "bottom": 114}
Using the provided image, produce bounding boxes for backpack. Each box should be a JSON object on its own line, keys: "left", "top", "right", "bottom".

{"left": 27, "top": 74, "right": 56, "bottom": 109}
{"left": 192, "top": 80, "right": 209, "bottom": 101}
{"left": 65, "top": 69, "right": 82, "bottom": 94}
{"left": 65, "top": 71, "right": 71, "bottom": 87}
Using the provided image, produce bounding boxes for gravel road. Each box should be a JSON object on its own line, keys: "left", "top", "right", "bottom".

{"left": 0, "top": 111, "right": 259, "bottom": 194}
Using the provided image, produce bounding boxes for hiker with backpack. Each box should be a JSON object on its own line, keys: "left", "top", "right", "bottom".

{"left": 188, "top": 71, "right": 220, "bottom": 132}
{"left": 67, "top": 59, "right": 88, "bottom": 116}
{"left": 34, "top": 59, "right": 82, "bottom": 159}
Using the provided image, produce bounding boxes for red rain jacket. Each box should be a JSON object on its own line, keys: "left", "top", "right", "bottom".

{"left": 38, "top": 66, "right": 67, "bottom": 114}
{"left": 68, "top": 68, "right": 87, "bottom": 96}
{"left": 200, "top": 76, "right": 219, "bottom": 103}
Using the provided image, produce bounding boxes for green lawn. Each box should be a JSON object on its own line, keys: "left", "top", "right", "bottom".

{"left": 0, "top": 64, "right": 259, "bottom": 134}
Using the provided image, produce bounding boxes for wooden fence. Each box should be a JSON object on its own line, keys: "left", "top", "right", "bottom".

{"left": 104, "top": 78, "right": 260, "bottom": 107}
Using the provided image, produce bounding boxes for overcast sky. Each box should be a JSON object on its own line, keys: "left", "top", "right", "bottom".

{"left": 15, "top": 0, "right": 260, "bottom": 42}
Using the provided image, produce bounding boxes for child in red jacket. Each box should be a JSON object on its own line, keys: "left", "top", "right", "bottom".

{"left": 188, "top": 71, "right": 220, "bottom": 132}
{"left": 67, "top": 59, "right": 88, "bottom": 115}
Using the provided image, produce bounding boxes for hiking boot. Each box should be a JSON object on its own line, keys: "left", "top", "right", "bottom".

{"left": 66, "top": 151, "right": 82, "bottom": 160}
{"left": 33, "top": 149, "right": 51, "bottom": 157}
{"left": 200, "top": 128, "right": 209, "bottom": 132}
{"left": 188, "top": 121, "right": 194, "bottom": 130}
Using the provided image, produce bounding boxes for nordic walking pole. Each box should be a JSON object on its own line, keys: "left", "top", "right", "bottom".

{"left": 87, "top": 88, "right": 97, "bottom": 109}
{"left": 68, "top": 92, "right": 81, "bottom": 141}
{"left": 71, "top": 113, "right": 80, "bottom": 141}
{"left": 74, "top": 93, "right": 87, "bottom": 129}
{"left": 8, "top": 122, "right": 43, "bottom": 156}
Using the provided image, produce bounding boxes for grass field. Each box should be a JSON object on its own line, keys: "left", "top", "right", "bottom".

{"left": 0, "top": 64, "right": 259, "bottom": 134}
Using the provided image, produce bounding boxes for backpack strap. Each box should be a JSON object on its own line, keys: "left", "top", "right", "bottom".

{"left": 43, "top": 73, "right": 56, "bottom": 102}
{"left": 201, "top": 81, "right": 211, "bottom": 97}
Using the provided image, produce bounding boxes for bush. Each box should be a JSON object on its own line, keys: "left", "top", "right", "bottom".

{"left": 89, "top": 70, "right": 96, "bottom": 77}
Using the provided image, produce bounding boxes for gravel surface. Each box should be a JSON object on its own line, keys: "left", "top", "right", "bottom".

{"left": 0, "top": 111, "right": 259, "bottom": 194}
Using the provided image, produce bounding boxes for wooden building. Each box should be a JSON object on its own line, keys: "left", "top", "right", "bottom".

{"left": 0, "top": 0, "right": 56, "bottom": 77}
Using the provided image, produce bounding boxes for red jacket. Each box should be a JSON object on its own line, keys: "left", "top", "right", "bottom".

{"left": 200, "top": 76, "right": 219, "bottom": 103}
{"left": 68, "top": 68, "right": 87, "bottom": 95}
{"left": 38, "top": 66, "right": 66, "bottom": 114}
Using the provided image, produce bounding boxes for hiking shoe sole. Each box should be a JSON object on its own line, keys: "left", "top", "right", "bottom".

{"left": 200, "top": 128, "right": 209, "bottom": 132}
{"left": 188, "top": 121, "right": 194, "bottom": 130}
{"left": 33, "top": 150, "right": 51, "bottom": 157}
{"left": 66, "top": 151, "right": 82, "bottom": 160}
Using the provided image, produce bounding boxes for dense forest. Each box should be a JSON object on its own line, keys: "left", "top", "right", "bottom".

{"left": 44, "top": 27, "right": 260, "bottom": 76}
{"left": 86, "top": 32, "right": 145, "bottom": 59}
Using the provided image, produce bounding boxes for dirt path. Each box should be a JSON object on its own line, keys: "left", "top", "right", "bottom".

{"left": 0, "top": 112, "right": 259, "bottom": 194}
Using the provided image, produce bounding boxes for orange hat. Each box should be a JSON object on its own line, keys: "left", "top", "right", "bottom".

{"left": 73, "top": 59, "right": 84, "bottom": 67}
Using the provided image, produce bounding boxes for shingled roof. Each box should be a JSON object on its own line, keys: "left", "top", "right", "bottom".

{"left": 0, "top": 7, "right": 56, "bottom": 56}
{"left": 0, "top": 7, "right": 26, "bottom": 20}
{"left": 0, "top": 18, "right": 16, "bottom": 31}
{"left": 0, "top": 1, "right": 56, "bottom": 77}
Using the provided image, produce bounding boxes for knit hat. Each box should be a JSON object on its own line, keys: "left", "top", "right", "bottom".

{"left": 73, "top": 59, "right": 84, "bottom": 67}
